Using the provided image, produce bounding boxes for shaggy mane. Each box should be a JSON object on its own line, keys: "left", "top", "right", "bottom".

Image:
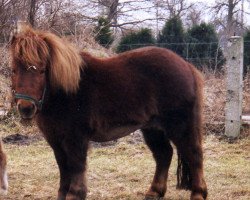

{"left": 10, "top": 26, "right": 82, "bottom": 93}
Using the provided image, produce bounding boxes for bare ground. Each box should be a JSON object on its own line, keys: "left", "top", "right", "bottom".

{"left": 0, "top": 129, "right": 249, "bottom": 200}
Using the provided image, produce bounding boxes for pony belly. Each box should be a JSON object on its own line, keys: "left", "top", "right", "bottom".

{"left": 91, "top": 124, "right": 142, "bottom": 142}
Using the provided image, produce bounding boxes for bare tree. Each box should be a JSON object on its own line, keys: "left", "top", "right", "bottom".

{"left": 185, "top": 4, "right": 203, "bottom": 28}
{"left": 211, "top": 0, "right": 247, "bottom": 37}
{"left": 88, "top": 0, "right": 160, "bottom": 33}
{"left": 148, "top": 0, "right": 195, "bottom": 18}
{"left": 0, "top": 0, "right": 25, "bottom": 42}
{"left": 97, "top": 0, "right": 119, "bottom": 25}
{"left": 28, "top": 0, "right": 37, "bottom": 27}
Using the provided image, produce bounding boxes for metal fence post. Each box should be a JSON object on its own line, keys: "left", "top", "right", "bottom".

{"left": 225, "top": 36, "right": 243, "bottom": 138}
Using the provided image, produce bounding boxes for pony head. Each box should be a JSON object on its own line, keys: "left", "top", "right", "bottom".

{"left": 10, "top": 24, "right": 82, "bottom": 119}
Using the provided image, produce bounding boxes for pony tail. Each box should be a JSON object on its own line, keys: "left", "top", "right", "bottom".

{"left": 42, "top": 32, "right": 82, "bottom": 93}
{"left": 176, "top": 150, "right": 192, "bottom": 190}
{"left": 176, "top": 64, "right": 204, "bottom": 191}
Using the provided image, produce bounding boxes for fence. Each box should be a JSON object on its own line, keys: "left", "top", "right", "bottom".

{"left": 1, "top": 40, "right": 250, "bottom": 72}
{"left": 118, "top": 41, "right": 250, "bottom": 73}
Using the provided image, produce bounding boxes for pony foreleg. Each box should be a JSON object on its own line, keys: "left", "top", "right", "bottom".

{"left": 0, "top": 140, "right": 7, "bottom": 196}
{"left": 50, "top": 138, "right": 88, "bottom": 200}
{"left": 65, "top": 172, "right": 87, "bottom": 200}
{"left": 63, "top": 137, "right": 89, "bottom": 200}
{"left": 49, "top": 144, "right": 70, "bottom": 200}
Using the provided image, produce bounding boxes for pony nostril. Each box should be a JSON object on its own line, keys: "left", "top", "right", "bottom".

{"left": 17, "top": 102, "right": 36, "bottom": 118}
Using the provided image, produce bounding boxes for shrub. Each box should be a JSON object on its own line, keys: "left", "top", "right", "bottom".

{"left": 186, "top": 23, "right": 225, "bottom": 70}
{"left": 116, "top": 28, "right": 155, "bottom": 53}
{"left": 94, "top": 17, "right": 114, "bottom": 48}
{"left": 244, "top": 30, "right": 250, "bottom": 74}
{"left": 157, "top": 15, "right": 185, "bottom": 57}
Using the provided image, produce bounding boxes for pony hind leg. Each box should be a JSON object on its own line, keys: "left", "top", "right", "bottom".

{"left": 142, "top": 128, "right": 173, "bottom": 199}
{"left": 173, "top": 113, "right": 207, "bottom": 200}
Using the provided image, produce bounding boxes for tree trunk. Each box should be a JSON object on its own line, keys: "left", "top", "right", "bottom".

{"left": 28, "top": 0, "right": 36, "bottom": 27}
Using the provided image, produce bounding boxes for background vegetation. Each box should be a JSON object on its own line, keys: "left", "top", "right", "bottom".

{"left": 0, "top": 0, "right": 250, "bottom": 72}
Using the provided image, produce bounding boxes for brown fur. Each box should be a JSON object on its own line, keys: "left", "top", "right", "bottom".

{"left": 10, "top": 26, "right": 207, "bottom": 200}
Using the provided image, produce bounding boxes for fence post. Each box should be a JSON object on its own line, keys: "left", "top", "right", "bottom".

{"left": 225, "top": 36, "right": 243, "bottom": 138}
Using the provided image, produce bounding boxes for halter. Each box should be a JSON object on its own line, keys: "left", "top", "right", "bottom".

{"left": 14, "top": 86, "right": 46, "bottom": 110}
{"left": 14, "top": 65, "right": 46, "bottom": 110}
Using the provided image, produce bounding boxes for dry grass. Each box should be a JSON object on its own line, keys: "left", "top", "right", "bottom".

{"left": 0, "top": 132, "right": 249, "bottom": 200}
{"left": 0, "top": 45, "right": 11, "bottom": 77}
{"left": 204, "top": 73, "right": 226, "bottom": 134}
{"left": 203, "top": 72, "right": 250, "bottom": 135}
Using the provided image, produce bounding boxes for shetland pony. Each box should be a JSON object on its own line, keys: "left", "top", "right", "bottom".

{"left": 10, "top": 25, "right": 207, "bottom": 200}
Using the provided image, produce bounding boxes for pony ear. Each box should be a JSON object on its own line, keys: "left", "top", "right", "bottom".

{"left": 42, "top": 32, "right": 82, "bottom": 93}
{"left": 16, "top": 21, "right": 25, "bottom": 34}
{"left": 15, "top": 21, "right": 30, "bottom": 34}
{"left": 10, "top": 21, "right": 33, "bottom": 45}
{"left": 9, "top": 21, "right": 27, "bottom": 44}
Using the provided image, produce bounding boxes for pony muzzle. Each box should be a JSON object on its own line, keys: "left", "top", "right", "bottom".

{"left": 14, "top": 87, "right": 46, "bottom": 118}
{"left": 17, "top": 100, "right": 37, "bottom": 119}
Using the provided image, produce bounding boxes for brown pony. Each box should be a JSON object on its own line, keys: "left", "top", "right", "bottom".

{"left": 10, "top": 25, "right": 207, "bottom": 200}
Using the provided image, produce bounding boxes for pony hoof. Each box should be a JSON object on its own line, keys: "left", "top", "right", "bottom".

{"left": 191, "top": 193, "right": 205, "bottom": 200}
{"left": 0, "top": 188, "right": 7, "bottom": 196}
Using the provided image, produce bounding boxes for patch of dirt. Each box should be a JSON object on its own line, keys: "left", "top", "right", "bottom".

{"left": 90, "top": 131, "right": 144, "bottom": 148}
{"left": 2, "top": 133, "right": 42, "bottom": 145}
{"left": 90, "top": 140, "right": 118, "bottom": 148}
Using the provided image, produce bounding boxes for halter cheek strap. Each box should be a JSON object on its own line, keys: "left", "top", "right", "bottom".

{"left": 14, "top": 87, "right": 46, "bottom": 110}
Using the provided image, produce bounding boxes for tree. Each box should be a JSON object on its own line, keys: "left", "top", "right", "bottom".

{"left": 94, "top": 17, "right": 114, "bottom": 48}
{"left": 116, "top": 28, "right": 156, "bottom": 53}
{"left": 28, "top": 0, "right": 37, "bottom": 27}
{"left": 148, "top": 0, "right": 195, "bottom": 18}
{"left": 210, "top": 0, "right": 249, "bottom": 38}
{"left": 96, "top": 0, "right": 119, "bottom": 26}
{"left": 90, "top": 0, "right": 160, "bottom": 33}
{"left": 157, "top": 15, "right": 185, "bottom": 57}
{"left": 0, "top": 0, "right": 15, "bottom": 42}
{"left": 186, "top": 23, "right": 225, "bottom": 70}
{"left": 244, "top": 30, "right": 250, "bottom": 74}
{"left": 185, "top": 3, "right": 203, "bottom": 28}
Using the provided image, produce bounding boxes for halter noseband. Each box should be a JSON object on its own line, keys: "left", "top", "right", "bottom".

{"left": 14, "top": 86, "right": 46, "bottom": 110}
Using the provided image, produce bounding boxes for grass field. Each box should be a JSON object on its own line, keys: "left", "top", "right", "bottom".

{"left": 0, "top": 122, "right": 249, "bottom": 200}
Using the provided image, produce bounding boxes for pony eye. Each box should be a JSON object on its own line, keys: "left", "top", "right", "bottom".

{"left": 12, "top": 69, "right": 16, "bottom": 74}
{"left": 40, "top": 69, "right": 45, "bottom": 74}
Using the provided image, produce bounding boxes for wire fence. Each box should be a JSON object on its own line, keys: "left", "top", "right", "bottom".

{"left": 117, "top": 41, "right": 250, "bottom": 73}
{"left": 1, "top": 41, "right": 250, "bottom": 74}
